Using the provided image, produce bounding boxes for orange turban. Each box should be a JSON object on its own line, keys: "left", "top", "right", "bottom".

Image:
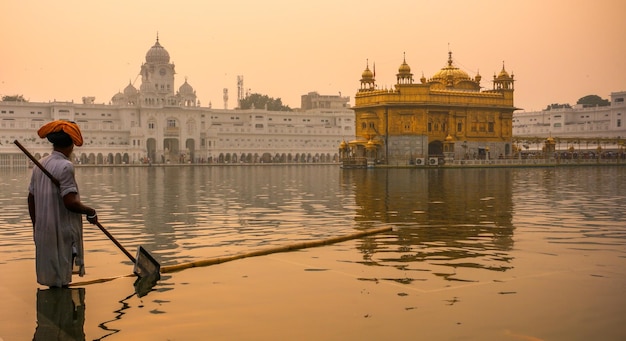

{"left": 37, "top": 120, "right": 84, "bottom": 147}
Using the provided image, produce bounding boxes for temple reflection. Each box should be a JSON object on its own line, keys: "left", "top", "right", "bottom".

{"left": 343, "top": 168, "right": 515, "bottom": 277}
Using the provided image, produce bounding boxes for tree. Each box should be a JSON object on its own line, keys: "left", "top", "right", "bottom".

{"left": 2, "top": 94, "right": 28, "bottom": 102}
{"left": 545, "top": 103, "right": 571, "bottom": 110}
{"left": 577, "top": 95, "right": 609, "bottom": 108}
{"left": 238, "top": 93, "right": 291, "bottom": 111}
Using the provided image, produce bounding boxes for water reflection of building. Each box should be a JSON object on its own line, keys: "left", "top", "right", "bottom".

{"left": 88, "top": 166, "right": 351, "bottom": 266}
{"left": 341, "top": 52, "right": 516, "bottom": 166}
{"left": 344, "top": 168, "right": 514, "bottom": 272}
{"left": 0, "top": 36, "right": 354, "bottom": 167}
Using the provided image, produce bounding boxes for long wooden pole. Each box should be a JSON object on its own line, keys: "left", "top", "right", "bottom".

{"left": 161, "top": 226, "right": 393, "bottom": 273}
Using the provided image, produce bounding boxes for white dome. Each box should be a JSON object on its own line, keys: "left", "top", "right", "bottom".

{"left": 145, "top": 39, "right": 170, "bottom": 64}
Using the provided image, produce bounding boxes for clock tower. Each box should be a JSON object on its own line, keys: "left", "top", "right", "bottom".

{"left": 140, "top": 34, "right": 176, "bottom": 98}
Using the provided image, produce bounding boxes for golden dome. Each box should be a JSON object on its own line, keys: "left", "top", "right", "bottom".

{"left": 361, "top": 59, "right": 374, "bottom": 80}
{"left": 398, "top": 61, "right": 411, "bottom": 74}
{"left": 398, "top": 53, "right": 411, "bottom": 74}
{"left": 362, "top": 67, "right": 373, "bottom": 79}
{"left": 431, "top": 51, "right": 470, "bottom": 82}
{"left": 496, "top": 63, "right": 510, "bottom": 79}
{"left": 445, "top": 134, "right": 453, "bottom": 141}
{"left": 339, "top": 140, "right": 348, "bottom": 149}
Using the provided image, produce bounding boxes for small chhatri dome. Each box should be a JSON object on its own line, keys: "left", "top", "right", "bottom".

{"left": 112, "top": 92, "right": 125, "bottom": 101}
{"left": 361, "top": 60, "right": 374, "bottom": 80}
{"left": 124, "top": 81, "right": 137, "bottom": 96}
{"left": 496, "top": 62, "right": 510, "bottom": 79}
{"left": 359, "top": 59, "right": 377, "bottom": 92}
{"left": 398, "top": 53, "right": 411, "bottom": 74}
{"left": 179, "top": 78, "right": 194, "bottom": 94}
{"left": 146, "top": 34, "right": 170, "bottom": 64}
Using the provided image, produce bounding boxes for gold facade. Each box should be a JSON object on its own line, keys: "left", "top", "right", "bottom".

{"left": 343, "top": 52, "right": 516, "bottom": 166}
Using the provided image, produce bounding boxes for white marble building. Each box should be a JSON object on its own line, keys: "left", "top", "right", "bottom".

{"left": 0, "top": 38, "right": 354, "bottom": 166}
{"left": 513, "top": 91, "right": 625, "bottom": 139}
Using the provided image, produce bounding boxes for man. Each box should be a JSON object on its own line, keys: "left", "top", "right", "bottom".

{"left": 28, "top": 120, "right": 98, "bottom": 287}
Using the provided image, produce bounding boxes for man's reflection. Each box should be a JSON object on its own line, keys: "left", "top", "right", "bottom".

{"left": 33, "top": 287, "right": 85, "bottom": 341}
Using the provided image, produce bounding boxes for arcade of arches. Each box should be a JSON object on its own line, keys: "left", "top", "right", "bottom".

{"left": 31, "top": 136, "right": 340, "bottom": 165}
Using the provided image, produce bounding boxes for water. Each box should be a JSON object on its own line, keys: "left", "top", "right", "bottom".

{"left": 1, "top": 165, "right": 625, "bottom": 340}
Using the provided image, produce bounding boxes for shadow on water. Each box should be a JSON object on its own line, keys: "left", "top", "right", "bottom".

{"left": 93, "top": 291, "right": 134, "bottom": 341}
{"left": 95, "top": 274, "right": 166, "bottom": 340}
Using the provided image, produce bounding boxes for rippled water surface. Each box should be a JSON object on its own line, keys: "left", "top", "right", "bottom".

{"left": 1, "top": 165, "right": 625, "bottom": 340}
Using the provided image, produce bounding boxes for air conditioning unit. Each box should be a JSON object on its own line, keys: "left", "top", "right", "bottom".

{"left": 429, "top": 157, "right": 439, "bottom": 166}
{"left": 415, "top": 158, "right": 426, "bottom": 166}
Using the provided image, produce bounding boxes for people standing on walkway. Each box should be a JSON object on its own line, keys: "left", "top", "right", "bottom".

{"left": 27, "top": 120, "right": 98, "bottom": 287}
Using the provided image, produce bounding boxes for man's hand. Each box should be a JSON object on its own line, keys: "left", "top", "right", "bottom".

{"left": 86, "top": 211, "right": 98, "bottom": 225}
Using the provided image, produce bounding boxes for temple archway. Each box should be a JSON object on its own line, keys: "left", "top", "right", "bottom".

{"left": 428, "top": 140, "right": 443, "bottom": 156}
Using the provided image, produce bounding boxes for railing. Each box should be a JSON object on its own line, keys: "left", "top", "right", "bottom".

{"left": 341, "top": 157, "right": 368, "bottom": 168}
{"left": 448, "top": 158, "right": 623, "bottom": 166}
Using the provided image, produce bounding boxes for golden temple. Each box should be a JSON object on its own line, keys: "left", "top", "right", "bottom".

{"left": 341, "top": 51, "right": 516, "bottom": 167}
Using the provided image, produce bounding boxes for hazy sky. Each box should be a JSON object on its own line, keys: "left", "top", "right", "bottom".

{"left": 1, "top": 0, "right": 624, "bottom": 111}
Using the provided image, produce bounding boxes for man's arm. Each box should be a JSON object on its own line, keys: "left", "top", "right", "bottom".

{"left": 63, "top": 192, "right": 98, "bottom": 224}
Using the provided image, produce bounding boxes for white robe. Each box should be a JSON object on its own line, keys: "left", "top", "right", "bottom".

{"left": 29, "top": 151, "right": 85, "bottom": 287}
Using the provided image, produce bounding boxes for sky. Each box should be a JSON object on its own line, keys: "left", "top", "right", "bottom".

{"left": 1, "top": 0, "right": 625, "bottom": 112}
